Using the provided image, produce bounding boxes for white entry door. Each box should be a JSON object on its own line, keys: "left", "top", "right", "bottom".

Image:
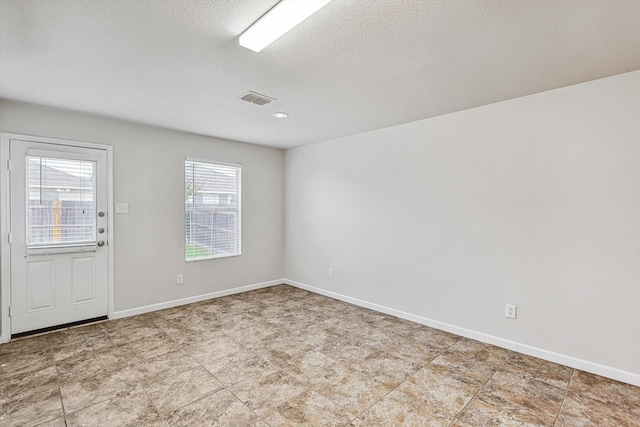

{"left": 9, "top": 138, "right": 109, "bottom": 335}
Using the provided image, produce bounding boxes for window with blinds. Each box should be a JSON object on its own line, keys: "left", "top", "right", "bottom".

{"left": 185, "top": 159, "right": 242, "bottom": 261}
{"left": 27, "top": 156, "right": 97, "bottom": 247}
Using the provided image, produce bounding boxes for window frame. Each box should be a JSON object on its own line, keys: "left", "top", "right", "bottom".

{"left": 184, "top": 157, "right": 242, "bottom": 262}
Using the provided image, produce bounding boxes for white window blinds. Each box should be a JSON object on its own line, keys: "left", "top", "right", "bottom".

{"left": 27, "top": 156, "right": 97, "bottom": 246}
{"left": 185, "top": 159, "right": 242, "bottom": 261}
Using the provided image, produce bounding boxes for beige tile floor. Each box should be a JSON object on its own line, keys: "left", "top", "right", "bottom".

{"left": 1, "top": 284, "right": 638, "bottom": 426}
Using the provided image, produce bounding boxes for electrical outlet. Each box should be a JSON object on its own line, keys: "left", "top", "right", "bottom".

{"left": 506, "top": 304, "right": 517, "bottom": 319}
{"left": 176, "top": 274, "right": 184, "bottom": 285}
{"left": 329, "top": 268, "right": 334, "bottom": 278}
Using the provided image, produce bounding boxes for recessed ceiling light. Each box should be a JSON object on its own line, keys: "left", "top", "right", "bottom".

{"left": 273, "top": 112, "right": 289, "bottom": 119}
{"left": 239, "top": 0, "right": 332, "bottom": 53}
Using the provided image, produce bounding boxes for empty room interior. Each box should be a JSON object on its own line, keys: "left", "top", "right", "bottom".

{"left": 0, "top": 0, "right": 639, "bottom": 426}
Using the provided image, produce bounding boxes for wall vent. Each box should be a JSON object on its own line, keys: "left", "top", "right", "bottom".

{"left": 240, "top": 91, "right": 276, "bottom": 106}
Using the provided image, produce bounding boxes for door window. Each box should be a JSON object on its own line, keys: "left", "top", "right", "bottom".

{"left": 26, "top": 156, "right": 97, "bottom": 247}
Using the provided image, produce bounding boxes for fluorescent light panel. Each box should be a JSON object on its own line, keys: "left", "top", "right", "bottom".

{"left": 239, "top": 0, "right": 332, "bottom": 53}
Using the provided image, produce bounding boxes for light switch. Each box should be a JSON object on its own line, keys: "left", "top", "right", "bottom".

{"left": 115, "top": 203, "right": 129, "bottom": 214}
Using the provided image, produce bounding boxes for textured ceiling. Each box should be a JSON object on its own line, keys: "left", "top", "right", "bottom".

{"left": 1, "top": 0, "right": 639, "bottom": 149}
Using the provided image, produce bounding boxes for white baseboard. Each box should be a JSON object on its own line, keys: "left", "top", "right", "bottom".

{"left": 284, "top": 279, "right": 640, "bottom": 387}
{"left": 112, "top": 279, "right": 283, "bottom": 320}
{"left": 94, "top": 276, "right": 640, "bottom": 387}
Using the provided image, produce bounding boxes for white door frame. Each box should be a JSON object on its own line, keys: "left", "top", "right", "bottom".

{"left": 0, "top": 132, "right": 115, "bottom": 343}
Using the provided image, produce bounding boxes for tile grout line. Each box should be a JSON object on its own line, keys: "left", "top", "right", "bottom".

{"left": 306, "top": 337, "right": 392, "bottom": 422}
{"left": 142, "top": 333, "right": 212, "bottom": 424}
{"left": 139, "top": 385, "right": 170, "bottom": 427}
{"left": 185, "top": 334, "right": 279, "bottom": 426}
{"left": 48, "top": 334, "right": 69, "bottom": 427}
{"left": 552, "top": 368, "right": 575, "bottom": 427}
{"left": 344, "top": 336, "right": 464, "bottom": 424}
{"left": 127, "top": 323, "right": 228, "bottom": 424}
{"left": 224, "top": 377, "right": 271, "bottom": 426}
{"left": 143, "top": 346, "right": 226, "bottom": 417}
{"left": 57, "top": 382, "right": 67, "bottom": 426}
{"left": 448, "top": 350, "right": 513, "bottom": 426}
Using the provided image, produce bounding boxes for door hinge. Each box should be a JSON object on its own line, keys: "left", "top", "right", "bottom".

{"left": 7, "top": 233, "right": 11, "bottom": 244}
{"left": 7, "top": 306, "right": 10, "bottom": 317}
{"left": 6, "top": 159, "right": 11, "bottom": 171}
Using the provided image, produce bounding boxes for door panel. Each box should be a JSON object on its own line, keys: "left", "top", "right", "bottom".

{"left": 71, "top": 256, "right": 96, "bottom": 303}
{"left": 10, "top": 139, "right": 109, "bottom": 334}
{"left": 27, "top": 260, "right": 55, "bottom": 311}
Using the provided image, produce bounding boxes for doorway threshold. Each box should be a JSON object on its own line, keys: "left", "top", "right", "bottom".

{"left": 11, "top": 315, "right": 108, "bottom": 340}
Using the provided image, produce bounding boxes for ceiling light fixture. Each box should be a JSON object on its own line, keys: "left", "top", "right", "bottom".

{"left": 239, "top": 0, "right": 332, "bottom": 53}
{"left": 273, "top": 112, "right": 289, "bottom": 119}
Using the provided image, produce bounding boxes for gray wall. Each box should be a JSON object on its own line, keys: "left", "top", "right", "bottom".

{"left": 0, "top": 100, "right": 284, "bottom": 313}
{"left": 2, "top": 71, "right": 639, "bottom": 381}
{"left": 285, "top": 71, "right": 640, "bottom": 376}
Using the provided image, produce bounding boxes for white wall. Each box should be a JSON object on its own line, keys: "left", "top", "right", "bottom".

{"left": 285, "top": 71, "right": 640, "bottom": 378}
{"left": 0, "top": 100, "right": 284, "bottom": 315}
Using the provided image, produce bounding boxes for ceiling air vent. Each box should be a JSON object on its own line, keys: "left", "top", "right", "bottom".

{"left": 240, "top": 91, "right": 276, "bottom": 106}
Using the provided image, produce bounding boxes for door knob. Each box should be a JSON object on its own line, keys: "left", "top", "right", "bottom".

{"left": 97, "top": 240, "right": 105, "bottom": 247}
